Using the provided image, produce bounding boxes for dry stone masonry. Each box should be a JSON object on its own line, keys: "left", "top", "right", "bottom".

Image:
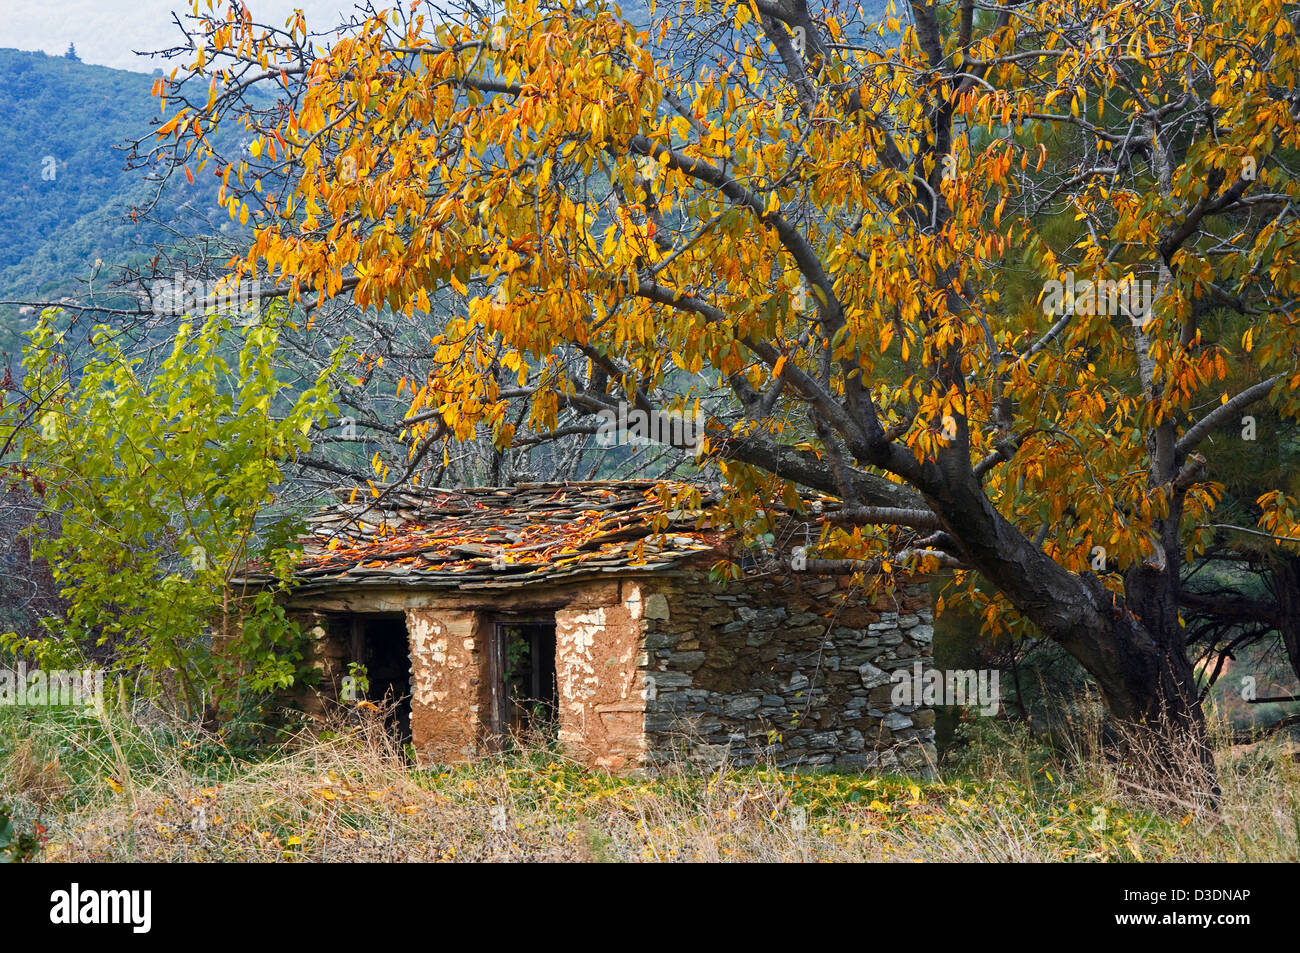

{"left": 639, "top": 573, "right": 937, "bottom": 771}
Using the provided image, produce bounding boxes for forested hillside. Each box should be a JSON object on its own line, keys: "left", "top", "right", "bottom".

{"left": 0, "top": 49, "right": 229, "bottom": 353}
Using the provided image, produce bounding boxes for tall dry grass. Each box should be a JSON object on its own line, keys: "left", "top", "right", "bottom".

{"left": 1, "top": 701, "right": 1297, "bottom": 862}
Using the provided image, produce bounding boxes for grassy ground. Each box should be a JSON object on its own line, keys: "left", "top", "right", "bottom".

{"left": 1, "top": 703, "right": 1297, "bottom": 862}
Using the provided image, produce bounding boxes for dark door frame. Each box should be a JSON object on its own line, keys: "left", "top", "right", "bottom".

{"left": 486, "top": 615, "right": 557, "bottom": 749}
{"left": 342, "top": 611, "right": 412, "bottom": 743}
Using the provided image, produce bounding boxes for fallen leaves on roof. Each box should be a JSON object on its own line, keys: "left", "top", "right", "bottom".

{"left": 243, "top": 480, "right": 723, "bottom": 591}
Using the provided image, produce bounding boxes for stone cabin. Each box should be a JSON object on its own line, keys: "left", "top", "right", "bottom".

{"left": 237, "top": 480, "right": 937, "bottom": 773}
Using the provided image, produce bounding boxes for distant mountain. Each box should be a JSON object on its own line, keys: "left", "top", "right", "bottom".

{"left": 0, "top": 49, "right": 234, "bottom": 353}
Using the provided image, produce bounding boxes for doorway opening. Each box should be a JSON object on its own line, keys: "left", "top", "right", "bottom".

{"left": 487, "top": 619, "right": 557, "bottom": 748}
{"left": 347, "top": 614, "right": 412, "bottom": 745}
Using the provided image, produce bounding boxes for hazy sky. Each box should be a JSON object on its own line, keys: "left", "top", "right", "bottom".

{"left": 0, "top": 0, "right": 364, "bottom": 73}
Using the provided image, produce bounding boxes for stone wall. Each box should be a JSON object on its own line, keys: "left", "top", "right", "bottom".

{"left": 285, "top": 611, "right": 349, "bottom": 718}
{"left": 639, "top": 572, "right": 936, "bottom": 772}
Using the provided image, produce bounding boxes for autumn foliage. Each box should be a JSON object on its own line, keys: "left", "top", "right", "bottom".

{"left": 151, "top": 0, "right": 1300, "bottom": 769}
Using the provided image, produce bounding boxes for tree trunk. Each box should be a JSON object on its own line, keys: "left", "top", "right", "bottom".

{"left": 1082, "top": 569, "right": 1216, "bottom": 790}
{"left": 920, "top": 473, "right": 1217, "bottom": 795}
{"left": 1273, "top": 556, "right": 1300, "bottom": 688}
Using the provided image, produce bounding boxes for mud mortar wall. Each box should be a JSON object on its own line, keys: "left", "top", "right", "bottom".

{"left": 553, "top": 581, "right": 649, "bottom": 771}
{"left": 640, "top": 574, "right": 937, "bottom": 771}
{"left": 405, "top": 608, "right": 486, "bottom": 762}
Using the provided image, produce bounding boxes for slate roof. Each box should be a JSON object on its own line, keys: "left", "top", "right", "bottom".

{"left": 242, "top": 480, "right": 725, "bottom": 591}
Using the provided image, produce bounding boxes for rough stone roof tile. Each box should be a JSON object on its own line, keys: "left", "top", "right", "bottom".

{"left": 239, "top": 480, "right": 725, "bottom": 591}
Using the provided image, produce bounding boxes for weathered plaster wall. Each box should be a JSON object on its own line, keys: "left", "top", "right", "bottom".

{"left": 553, "top": 580, "right": 648, "bottom": 771}
{"left": 342, "top": 579, "right": 646, "bottom": 769}
{"left": 405, "top": 608, "right": 485, "bottom": 762}
{"left": 639, "top": 573, "right": 936, "bottom": 771}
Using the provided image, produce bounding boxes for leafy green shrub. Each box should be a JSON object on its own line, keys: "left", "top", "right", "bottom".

{"left": 1, "top": 307, "right": 347, "bottom": 713}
